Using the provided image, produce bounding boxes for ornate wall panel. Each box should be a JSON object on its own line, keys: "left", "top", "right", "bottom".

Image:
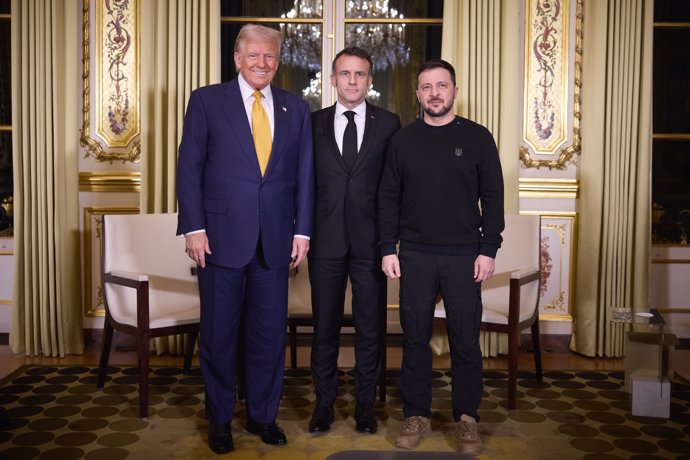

{"left": 530, "top": 212, "right": 577, "bottom": 321}
{"left": 80, "top": 0, "right": 141, "bottom": 163}
{"left": 83, "top": 206, "right": 139, "bottom": 316}
{"left": 520, "top": 0, "right": 582, "bottom": 170}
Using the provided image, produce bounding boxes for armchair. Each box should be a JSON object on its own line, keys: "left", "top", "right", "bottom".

{"left": 98, "top": 213, "right": 200, "bottom": 419}
{"left": 287, "top": 257, "right": 388, "bottom": 402}
{"left": 435, "top": 213, "right": 543, "bottom": 410}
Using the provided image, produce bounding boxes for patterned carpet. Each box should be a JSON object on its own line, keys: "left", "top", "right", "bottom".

{"left": 0, "top": 366, "right": 689, "bottom": 459}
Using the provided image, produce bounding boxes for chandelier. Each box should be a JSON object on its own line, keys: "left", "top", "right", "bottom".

{"left": 280, "top": 0, "right": 408, "bottom": 106}
{"left": 279, "top": 2, "right": 322, "bottom": 72}
{"left": 345, "top": 1, "right": 410, "bottom": 72}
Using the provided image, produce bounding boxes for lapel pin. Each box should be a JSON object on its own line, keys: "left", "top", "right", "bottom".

{"left": 282, "top": 106, "right": 287, "bottom": 112}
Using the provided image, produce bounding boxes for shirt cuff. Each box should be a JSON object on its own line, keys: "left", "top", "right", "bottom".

{"left": 294, "top": 234, "right": 310, "bottom": 240}
{"left": 184, "top": 229, "right": 206, "bottom": 237}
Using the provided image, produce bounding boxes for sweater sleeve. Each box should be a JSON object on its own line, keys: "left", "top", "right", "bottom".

{"left": 477, "top": 128, "right": 505, "bottom": 258}
{"left": 377, "top": 138, "right": 402, "bottom": 257}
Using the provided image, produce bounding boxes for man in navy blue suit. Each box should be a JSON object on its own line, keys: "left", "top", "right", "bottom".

{"left": 176, "top": 24, "right": 314, "bottom": 454}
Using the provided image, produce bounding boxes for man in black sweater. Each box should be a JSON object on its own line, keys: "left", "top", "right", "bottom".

{"left": 378, "top": 59, "right": 504, "bottom": 455}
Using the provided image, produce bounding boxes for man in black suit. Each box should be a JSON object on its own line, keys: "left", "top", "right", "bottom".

{"left": 308, "top": 47, "right": 400, "bottom": 434}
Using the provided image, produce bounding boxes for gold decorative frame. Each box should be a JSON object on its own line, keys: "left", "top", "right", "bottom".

{"left": 518, "top": 178, "right": 579, "bottom": 199}
{"left": 83, "top": 206, "right": 139, "bottom": 316}
{"left": 0, "top": 240, "right": 12, "bottom": 305}
{"left": 80, "top": 0, "right": 141, "bottom": 163}
{"left": 523, "top": 211, "right": 577, "bottom": 321}
{"left": 78, "top": 172, "right": 141, "bottom": 192}
{"left": 519, "top": 0, "right": 582, "bottom": 170}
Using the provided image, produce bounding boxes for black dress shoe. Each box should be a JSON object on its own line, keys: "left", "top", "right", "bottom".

{"left": 309, "top": 406, "right": 335, "bottom": 433}
{"left": 246, "top": 419, "right": 287, "bottom": 445}
{"left": 208, "top": 422, "right": 233, "bottom": 454}
{"left": 355, "top": 403, "right": 378, "bottom": 434}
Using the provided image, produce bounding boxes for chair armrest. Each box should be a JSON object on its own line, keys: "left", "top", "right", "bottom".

{"left": 110, "top": 270, "right": 149, "bottom": 282}
{"left": 103, "top": 271, "right": 151, "bottom": 328}
{"left": 103, "top": 271, "right": 148, "bottom": 290}
{"left": 510, "top": 267, "right": 539, "bottom": 280}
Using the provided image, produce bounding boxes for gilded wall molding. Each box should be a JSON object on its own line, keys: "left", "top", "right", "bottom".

{"left": 518, "top": 178, "right": 579, "bottom": 199}
{"left": 522, "top": 211, "right": 578, "bottom": 322}
{"left": 79, "top": 172, "right": 141, "bottom": 192}
{"left": 519, "top": 0, "right": 582, "bottom": 170}
{"left": 80, "top": 0, "right": 141, "bottom": 163}
{"left": 83, "top": 206, "right": 139, "bottom": 316}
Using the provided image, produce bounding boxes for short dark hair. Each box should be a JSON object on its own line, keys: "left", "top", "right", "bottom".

{"left": 417, "top": 59, "right": 456, "bottom": 86}
{"left": 332, "top": 46, "right": 374, "bottom": 75}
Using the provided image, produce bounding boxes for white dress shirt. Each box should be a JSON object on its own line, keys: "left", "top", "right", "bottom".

{"left": 238, "top": 73, "right": 275, "bottom": 139}
{"left": 334, "top": 101, "right": 366, "bottom": 155}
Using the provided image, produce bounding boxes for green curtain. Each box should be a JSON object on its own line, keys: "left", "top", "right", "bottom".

{"left": 139, "top": 0, "right": 220, "bottom": 354}
{"left": 571, "top": 0, "right": 653, "bottom": 357}
{"left": 439, "top": 0, "right": 520, "bottom": 356}
{"left": 10, "top": 0, "right": 82, "bottom": 356}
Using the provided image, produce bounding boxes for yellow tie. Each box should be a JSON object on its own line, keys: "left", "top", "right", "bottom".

{"left": 252, "top": 90, "right": 272, "bottom": 175}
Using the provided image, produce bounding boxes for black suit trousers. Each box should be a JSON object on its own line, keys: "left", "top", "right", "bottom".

{"left": 308, "top": 254, "right": 383, "bottom": 408}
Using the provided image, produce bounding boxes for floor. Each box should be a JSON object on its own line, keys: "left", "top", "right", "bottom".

{"left": 0, "top": 333, "right": 627, "bottom": 381}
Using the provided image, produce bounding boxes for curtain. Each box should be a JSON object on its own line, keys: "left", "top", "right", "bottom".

{"left": 139, "top": 0, "right": 220, "bottom": 354}
{"left": 440, "top": 0, "right": 520, "bottom": 356}
{"left": 571, "top": 0, "right": 652, "bottom": 357}
{"left": 441, "top": 0, "right": 519, "bottom": 214}
{"left": 11, "top": 0, "right": 82, "bottom": 356}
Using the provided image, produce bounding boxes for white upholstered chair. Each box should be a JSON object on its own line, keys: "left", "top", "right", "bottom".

{"left": 435, "top": 213, "right": 543, "bottom": 410}
{"left": 98, "top": 213, "right": 200, "bottom": 419}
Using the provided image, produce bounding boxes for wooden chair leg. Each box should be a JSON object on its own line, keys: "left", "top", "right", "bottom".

{"left": 507, "top": 331, "right": 519, "bottom": 411}
{"left": 137, "top": 336, "right": 150, "bottom": 420}
{"left": 531, "top": 320, "right": 543, "bottom": 380}
{"left": 183, "top": 332, "right": 197, "bottom": 374}
{"left": 97, "top": 319, "right": 114, "bottom": 389}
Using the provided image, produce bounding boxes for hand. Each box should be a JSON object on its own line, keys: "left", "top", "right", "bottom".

{"left": 474, "top": 254, "right": 495, "bottom": 282}
{"left": 291, "top": 237, "right": 310, "bottom": 267}
{"left": 382, "top": 254, "right": 401, "bottom": 279}
{"left": 185, "top": 232, "right": 211, "bottom": 268}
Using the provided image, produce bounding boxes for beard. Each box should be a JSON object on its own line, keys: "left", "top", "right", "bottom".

{"left": 422, "top": 98, "right": 454, "bottom": 118}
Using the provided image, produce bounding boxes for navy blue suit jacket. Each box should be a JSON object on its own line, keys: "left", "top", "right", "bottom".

{"left": 176, "top": 79, "right": 314, "bottom": 268}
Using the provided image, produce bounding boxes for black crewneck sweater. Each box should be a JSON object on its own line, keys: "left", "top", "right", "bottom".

{"left": 378, "top": 116, "right": 504, "bottom": 258}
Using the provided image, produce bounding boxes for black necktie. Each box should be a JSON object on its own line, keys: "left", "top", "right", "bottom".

{"left": 342, "top": 110, "right": 357, "bottom": 171}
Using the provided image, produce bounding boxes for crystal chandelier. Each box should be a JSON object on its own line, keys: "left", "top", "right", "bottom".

{"left": 279, "top": 1, "right": 322, "bottom": 72}
{"left": 345, "top": 1, "right": 410, "bottom": 72}
{"left": 280, "top": 0, "right": 408, "bottom": 105}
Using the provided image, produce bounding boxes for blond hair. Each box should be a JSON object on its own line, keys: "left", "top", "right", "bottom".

{"left": 234, "top": 24, "right": 282, "bottom": 54}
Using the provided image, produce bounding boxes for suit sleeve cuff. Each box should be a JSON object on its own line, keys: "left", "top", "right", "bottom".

{"left": 380, "top": 243, "right": 397, "bottom": 257}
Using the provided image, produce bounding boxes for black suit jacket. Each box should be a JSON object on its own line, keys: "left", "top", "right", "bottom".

{"left": 310, "top": 102, "right": 400, "bottom": 259}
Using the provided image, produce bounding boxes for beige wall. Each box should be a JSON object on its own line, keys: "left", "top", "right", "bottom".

{"left": 1, "top": 1, "right": 687, "bottom": 339}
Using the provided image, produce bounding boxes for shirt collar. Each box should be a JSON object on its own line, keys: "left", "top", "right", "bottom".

{"left": 238, "top": 73, "right": 273, "bottom": 104}
{"left": 335, "top": 101, "right": 366, "bottom": 119}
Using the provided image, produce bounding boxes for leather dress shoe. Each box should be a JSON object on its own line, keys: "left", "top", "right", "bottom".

{"left": 355, "top": 403, "right": 378, "bottom": 434}
{"left": 208, "top": 422, "right": 233, "bottom": 454}
{"left": 309, "top": 406, "right": 335, "bottom": 433}
{"left": 246, "top": 419, "right": 287, "bottom": 445}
